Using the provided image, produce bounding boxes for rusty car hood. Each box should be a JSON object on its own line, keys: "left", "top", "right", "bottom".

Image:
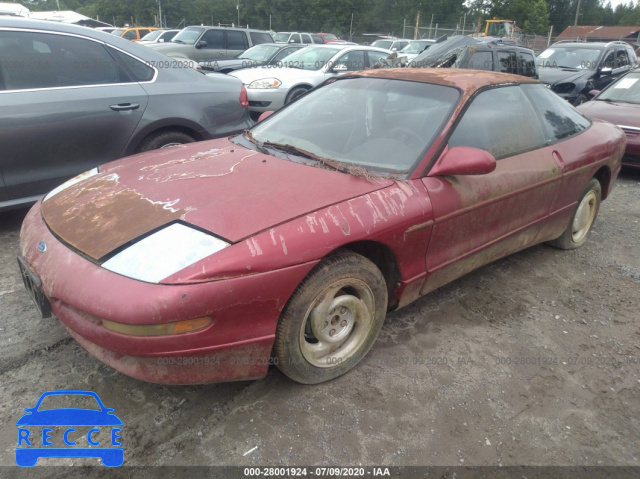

{"left": 41, "top": 138, "right": 392, "bottom": 260}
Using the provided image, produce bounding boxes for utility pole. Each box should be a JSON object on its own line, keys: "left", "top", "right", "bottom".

{"left": 414, "top": 11, "right": 420, "bottom": 40}
{"left": 403, "top": 18, "right": 406, "bottom": 38}
{"left": 157, "top": 1, "right": 162, "bottom": 28}
{"left": 462, "top": 13, "right": 466, "bottom": 35}
{"left": 573, "top": 0, "right": 582, "bottom": 40}
{"left": 428, "top": 14, "right": 434, "bottom": 39}
{"left": 349, "top": 13, "right": 354, "bottom": 42}
{"left": 56, "top": 0, "right": 60, "bottom": 10}
{"left": 237, "top": 1, "right": 240, "bottom": 27}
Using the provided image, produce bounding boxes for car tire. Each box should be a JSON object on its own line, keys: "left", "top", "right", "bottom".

{"left": 285, "top": 87, "right": 309, "bottom": 105}
{"left": 138, "top": 131, "right": 195, "bottom": 152}
{"left": 548, "top": 178, "right": 601, "bottom": 250}
{"left": 573, "top": 94, "right": 588, "bottom": 106}
{"left": 274, "top": 250, "right": 388, "bottom": 384}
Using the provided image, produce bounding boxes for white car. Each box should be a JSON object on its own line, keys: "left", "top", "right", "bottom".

{"left": 139, "top": 29, "right": 180, "bottom": 45}
{"left": 399, "top": 39, "right": 435, "bottom": 62}
{"left": 229, "top": 44, "right": 391, "bottom": 117}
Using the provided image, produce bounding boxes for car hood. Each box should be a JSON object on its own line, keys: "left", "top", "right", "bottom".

{"left": 201, "top": 58, "right": 257, "bottom": 71}
{"left": 145, "top": 42, "right": 192, "bottom": 57}
{"left": 537, "top": 67, "right": 590, "bottom": 86}
{"left": 578, "top": 99, "right": 640, "bottom": 126}
{"left": 41, "top": 138, "right": 392, "bottom": 261}
{"left": 231, "top": 66, "right": 324, "bottom": 84}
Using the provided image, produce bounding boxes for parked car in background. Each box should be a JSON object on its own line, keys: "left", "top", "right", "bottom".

{"left": 273, "top": 32, "right": 324, "bottom": 45}
{"left": 18, "top": 69, "right": 624, "bottom": 386}
{"left": 112, "top": 26, "right": 160, "bottom": 42}
{"left": 0, "top": 18, "right": 252, "bottom": 211}
{"left": 146, "top": 26, "right": 273, "bottom": 61}
{"left": 399, "top": 39, "right": 435, "bottom": 62}
{"left": 578, "top": 69, "right": 640, "bottom": 168}
{"left": 537, "top": 41, "right": 638, "bottom": 105}
{"left": 409, "top": 36, "right": 538, "bottom": 78}
{"left": 371, "top": 38, "right": 411, "bottom": 51}
{"left": 317, "top": 32, "right": 341, "bottom": 43}
{"left": 95, "top": 26, "right": 116, "bottom": 34}
{"left": 230, "top": 44, "right": 390, "bottom": 118}
{"left": 200, "top": 43, "right": 304, "bottom": 73}
{"left": 139, "top": 29, "right": 180, "bottom": 45}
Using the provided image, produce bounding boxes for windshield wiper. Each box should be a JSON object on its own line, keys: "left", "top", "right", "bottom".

{"left": 557, "top": 65, "right": 580, "bottom": 70}
{"left": 243, "top": 130, "right": 269, "bottom": 154}
{"left": 262, "top": 141, "right": 343, "bottom": 171}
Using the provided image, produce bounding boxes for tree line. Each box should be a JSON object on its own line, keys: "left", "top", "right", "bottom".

{"left": 24, "top": 0, "right": 640, "bottom": 37}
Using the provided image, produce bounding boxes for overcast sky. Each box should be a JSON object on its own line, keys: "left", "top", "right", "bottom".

{"left": 605, "top": 0, "right": 637, "bottom": 8}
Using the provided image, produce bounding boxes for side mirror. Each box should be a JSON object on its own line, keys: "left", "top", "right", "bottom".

{"left": 289, "top": 39, "right": 296, "bottom": 43}
{"left": 599, "top": 66, "right": 612, "bottom": 76}
{"left": 428, "top": 146, "right": 496, "bottom": 177}
{"left": 196, "top": 40, "right": 208, "bottom": 49}
{"left": 257, "top": 111, "right": 275, "bottom": 122}
{"left": 332, "top": 64, "right": 348, "bottom": 72}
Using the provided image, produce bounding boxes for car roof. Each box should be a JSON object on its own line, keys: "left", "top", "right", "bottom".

{"left": 550, "top": 42, "right": 609, "bottom": 48}
{"left": 355, "top": 68, "right": 538, "bottom": 95}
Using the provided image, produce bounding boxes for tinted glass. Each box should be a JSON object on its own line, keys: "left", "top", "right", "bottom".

{"left": 367, "top": 50, "right": 390, "bottom": 68}
{"left": 122, "top": 30, "right": 137, "bottom": 41}
{"left": 334, "top": 50, "right": 365, "bottom": 71}
{"left": 160, "top": 31, "right": 178, "bottom": 42}
{"left": 518, "top": 52, "right": 536, "bottom": 77}
{"left": 0, "top": 31, "right": 123, "bottom": 90}
{"left": 537, "top": 46, "right": 602, "bottom": 70}
{"left": 616, "top": 49, "right": 630, "bottom": 68}
{"left": 138, "top": 29, "right": 150, "bottom": 37}
{"left": 311, "top": 35, "right": 324, "bottom": 44}
{"left": 596, "top": 72, "right": 640, "bottom": 103}
{"left": 202, "top": 29, "right": 224, "bottom": 49}
{"left": 108, "top": 47, "right": 154, "bottom": 82}
{"left": 497, "top": 51, "right": 516, "bottom": 73}
{"left": 250, "top": 32, "right": 274, "bottom": 45}
{"left": 141, "top": 30, "right": 163, "bottom": 41}
{"left": 522, "top": 83, "right": 590, "bottom": 142}
{"left": 467, "top": 51, "right": 493, "bottom": 71}
{"left": 226, "top": 31, "right": 247, "bottom": 50}
{"left": 249, "top": 77, "right": 460, "bottom": 174}
{"left": 449, "top": 86, "right": 546, "bottom": 159}
{"left": 302, "top": 34, "right": 313, "bottom": 44}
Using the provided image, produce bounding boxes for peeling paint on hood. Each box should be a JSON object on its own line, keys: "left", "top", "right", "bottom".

{"left": 41, "top": 138, "right": 392, "bottom": 260}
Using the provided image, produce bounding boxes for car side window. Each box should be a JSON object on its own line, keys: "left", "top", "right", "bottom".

{"left": 601, "top": 50, "right": 615, "bottom": 69}
{"left": 448, "top": 86, "right": 547, "bottom": 159}
{"left": 250, "top": 32, "right": 273, "bottom": 45}
{"left": 226, "top": 31, "right": 248, "bottom": 50}
{"left": 334, "top": 50, "right": 365, "bottom": 72}
{"left": 467, "top": 51, "right": 493, "bottom": 71}
{"left": 311, "top": 34, "right": 324, "bottom": 44}
{"left": 138, "top": 29, "right": 150, "bottom": 38}
{"left": 497, "top": 51, "right": 517, "bottom": 74}
{"left": 107, "top": 47, "right": 154, "bottom": 82}
{"left": 0, "top": 31, "right": 123, "bottom": 91}
{"left": 272, "top": 47, "right": 298, "bottom": 63}
{"left": 616, "top": 49, "right": 630, "bottom": 69}
{"left": 518, "top": 52, "right": 536, "bottom": 77}
{"left": 202, "top": 29, "right": 224, "bottom": 49}
{"left": 367, "top": 50, "right": 390, "bottom": 68}
{"left": 291, "top": 34, "right": 301, "bottom": 43}
{"left": 522, "top": 83, "right": 590, "bottom": 143}
{"left": 302, "top": 34, "right": 313, "bottom": 44}
{"left": 122, "top": 30, "right": 137, "bottom": 41}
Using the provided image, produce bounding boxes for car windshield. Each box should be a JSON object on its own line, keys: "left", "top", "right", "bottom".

{"left": 401, "top": 41, "right": 432, "bottom": 54}
{"left": 371, "top": 40, "right": 393, "bottom": 49}
{"left": 171, "top": 27, "right": 204, "bottom": 45}
{"left": 537, "top": 47, "right": 602, "bottom": 70}
{"left": 239, "top": 44, "right": 281, "bottom": 61}
{"left": 279, "top": 46, "right": 342, "bottom": 70}
{"left": 141, "top": 30, "right": 163, "bottom": 41}
{"left": 274, "top": 32, "right": 291, "bottom": 42}
{"left": 111, "top": 29, "right": 126, "bottom": 36}
{"left": 247, "top": 77, "right": 460, "bottom": 175}
{"left": 322, "top": 34, "right": 338, "bottom": 40}
{"left": 598, "top": 72, "right": 640, "bottom": 104}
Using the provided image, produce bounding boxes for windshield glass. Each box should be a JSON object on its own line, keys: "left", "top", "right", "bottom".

{"left": 279, "top": 46, "right": 342, "bottom": 70}
{"left": 240, "top": 44, "right": 280, "bottom": 61}
{"left": 401, "top": 41, "right": 432, "bottom": 54}
{"left": 171, "top": 27, "right": 204, "bottom": 45}
{"left": 248, "top": 77, "right": 460, "bottom": 175}
{"left": 537, "top": 47, "right": 601, "bottom": 70}
{"left": 140, "top": 30, "right": 163, "bottom": 41}
{"left": 274, "top": 32, "right": 290, "bottom": 42}
{"left": 371, "top": 40, "right": 393, "bottom": 49}
{"left": 322, "top": 34, "right": 338, "bottom": 40}
{"left": 599, "top": 72, "right": 640, "bottom": 104}
{"left": 112, "top": 29, "right": 126, "bottom": 36}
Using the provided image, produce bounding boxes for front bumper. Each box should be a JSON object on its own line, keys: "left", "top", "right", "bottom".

{"left": 244, "top": 87, "right": 288, "bottom": 113}
{"left": 19, "top": 202, "right": 317, "bottom": 384}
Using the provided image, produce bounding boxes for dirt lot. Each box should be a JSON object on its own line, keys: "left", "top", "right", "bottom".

{"left": 0, "top": 169, "right": 639, "bottom": 474}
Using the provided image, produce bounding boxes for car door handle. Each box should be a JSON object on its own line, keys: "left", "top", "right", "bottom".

{"left": 110, "top": 103, "right": 140, "bottom": 112}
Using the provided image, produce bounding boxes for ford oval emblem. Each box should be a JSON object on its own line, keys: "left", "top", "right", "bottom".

{"left": 37, "top": 241, "right": 47, "bottom": 253}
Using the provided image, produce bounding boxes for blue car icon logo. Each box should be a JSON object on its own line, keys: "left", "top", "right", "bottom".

{"left": 16, "top": 390, "right": 123, "bottom": 467}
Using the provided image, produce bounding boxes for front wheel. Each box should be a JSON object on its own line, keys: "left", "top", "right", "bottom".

{"left": 138, "top": 131, "right": 195, "bottom": 152}
{"left": 285, "top": 87, "right": 309, "bottom": 105}
{"left": 274, "top": 250, "right": 388, "bottom": 384}
{"left": 548, "top": 178, "right": 601, "bottom": 250}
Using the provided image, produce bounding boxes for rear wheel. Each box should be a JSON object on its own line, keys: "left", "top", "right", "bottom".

{"left": 548, "top": 178, "right": 601, "bottom": 250}
{"left": 138, "top": 131, "right": 195, "bottom": 152}
{"left": 274, "top": 250, "right": 387, "bottom": 384}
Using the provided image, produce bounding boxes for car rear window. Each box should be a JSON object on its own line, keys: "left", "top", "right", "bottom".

{"left": 250, "top": 32, "right": 273, "bottom": 45}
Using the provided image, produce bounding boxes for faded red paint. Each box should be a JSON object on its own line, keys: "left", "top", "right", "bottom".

{"left": 18, "top": 70, "right": 625, "bottom": 384}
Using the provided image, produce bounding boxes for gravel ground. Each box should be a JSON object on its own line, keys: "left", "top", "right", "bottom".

{"left": 0, "top": 169, "right": 639, "bottom": 475}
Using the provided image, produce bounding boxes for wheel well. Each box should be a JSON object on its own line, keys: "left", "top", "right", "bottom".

{"left": 593, "top": 166, "right": 612, "bottom": 199}
{"left": 341, "top": 241, "right": 401, "bottom": 310}
{"left": 135, "top": 126, "right": 202, "bottom": 153}
{"left": 286, "top": 84, "right": 312, "bottom": 102}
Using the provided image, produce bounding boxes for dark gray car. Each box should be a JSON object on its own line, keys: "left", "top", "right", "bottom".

{"left": 0, "top": 18, "right": 253, "bottom": 211}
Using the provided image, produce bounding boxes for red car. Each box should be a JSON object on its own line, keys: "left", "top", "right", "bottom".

{"left": 316, "top": 32, "right": 341, "bottom": 43}
{"left": 578, "top": 69, "right": 640, "bottom": 169}
{"left": 18, "top": 69, "right": 625, "bottom": 385}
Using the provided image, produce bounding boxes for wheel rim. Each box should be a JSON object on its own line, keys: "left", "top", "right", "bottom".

{"left": 299, "top": 278, "right": 375, "bottom": 368}
{"left": 572, "top": 190, "right": 597, "bottom": 243}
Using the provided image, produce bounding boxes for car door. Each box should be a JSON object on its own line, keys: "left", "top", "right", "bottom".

{"left": 270, "top": 46, "right": 300, "bottom": 65}
{"left": 225, "top": 30, "right": 249, "bottom": 59}
{"left": 420, "top": 85, "right": 562, "bottom": 294}
{"left": 0, "top": 30, "right": 148, "bottom": 201}
{"left": 196, "top": 29, "right": 225, "bottom": 61}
